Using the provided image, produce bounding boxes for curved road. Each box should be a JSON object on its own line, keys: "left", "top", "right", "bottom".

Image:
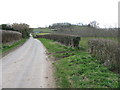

{"left": 1, "top": 37, "right": 55, "bottom": 88}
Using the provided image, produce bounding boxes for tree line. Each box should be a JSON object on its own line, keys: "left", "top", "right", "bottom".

{"left": 48, "top": 21, "right": 99, "bottom": 30}
{"left": 1, "top": 23, "right": 33, "bottom": 38}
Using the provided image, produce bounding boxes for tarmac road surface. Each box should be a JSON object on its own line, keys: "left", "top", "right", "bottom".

{"left": 1, "top": 37, "right": 55, "bottom": 88}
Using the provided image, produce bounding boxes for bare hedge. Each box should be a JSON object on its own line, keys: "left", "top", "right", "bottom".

{"left": 88, "top": 39, "right": 120, "bottom": 71}
{"left": 1, "top": 30, "right": 22, "bottom": 44}
{"left": 36, "top": 34, "right": 80, "bottom": 48}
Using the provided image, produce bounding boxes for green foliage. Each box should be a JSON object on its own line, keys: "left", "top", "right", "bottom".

{"left": 1, "top": 24, "right": 13, "bottom": 30}
{"left": 39, "top": 38, "right": 82, "bottom": 59}
{"left": 39, "top": 38, "right": 119, "bottom": 88}
{"left": 55, "top": 55, "right": 119, "bottom": 88}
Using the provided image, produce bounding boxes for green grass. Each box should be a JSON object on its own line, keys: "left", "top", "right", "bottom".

{"left": 33, "top": 28, "right": 53, "bottom": 33}
{"left": 39, "top": 38, "right": 119, "bottom": 88}
{"left": 39, "top": 38, "right": 80, "bottom": 59}
{"left": 33, "top": 33, "right": 50, "bottom": 37}
{"left": 55, "top": 55, "right": 119, "bottom": 88}
{"left": 36, "top": 33, "right": 50, "bottom": 35}
{"left": 0, "top": 39, "right": 27, "bottom": 54}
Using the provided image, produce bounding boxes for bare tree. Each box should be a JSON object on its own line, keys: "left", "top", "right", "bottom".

{"left": 89, "top": 21, "right": 99, "bottom": 28}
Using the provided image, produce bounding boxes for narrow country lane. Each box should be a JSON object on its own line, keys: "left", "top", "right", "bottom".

{"left": 1, "top": 37, "right": 55, "bottom": 88}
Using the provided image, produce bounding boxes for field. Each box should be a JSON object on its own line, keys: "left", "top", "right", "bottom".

{"left": 39, "top": 38, "right": 119, "bottom": 88}
{"left": 35, "top": 33, "right": 50, "bottom": 35}
{"left": 33, "top": 28, "right": 53, "bottom": 33}
{"left": 33, "top": 33, "right": 50, "bottom": 36}
{"left": 53, "top": 25, "right": 118, "bottom": 37}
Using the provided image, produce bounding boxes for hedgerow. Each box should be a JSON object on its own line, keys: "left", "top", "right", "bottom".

{"left": 88, "top": 39, "right": 120, "bottom": 72}
{"left": 39, "top": 38, "right": 119, "bottom": 88}
{"left": 35, "top": 34, "right": 80, "bottom": 48}
{"left": 1, "top": 30, "right": 22, "bottom": 44}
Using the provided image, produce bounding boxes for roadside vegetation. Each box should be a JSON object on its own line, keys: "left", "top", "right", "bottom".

{"left": 80, "top": 37, "right": 118, "bottom": 51}
{"left": 1, "top": 23, "right": 32, "bottom": 38}
{"left": 39, "top": 38, "right": 119, "bottom": 88}
{"left": 36, "top": 34, "right": 80, "bottom": 48}
{"left": 1, "top": 23, "right": 32, "bottom": 56}
{"left": 1, "top": 30, "right": 22, "bottom": 44}
{"left": 0, "top": 39, "right": 27, "bottom": 55}
{"left": 1, "top": 22, "right": 119, "bottom": 88}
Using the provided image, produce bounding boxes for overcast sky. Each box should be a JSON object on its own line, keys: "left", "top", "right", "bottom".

{"left": 0, "top": 0, "right": 119, "bottom": 28}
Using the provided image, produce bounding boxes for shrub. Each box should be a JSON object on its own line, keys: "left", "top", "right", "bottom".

{"left": 1, "top": 24, "right": 13, "bottom": 30}
{"left": 35, "top": 34, "right": 80, "bottom": 48}
{"left": 88, "top": 39, "right": 120, "bottom": 71}
{"left": 1, "top": 30, "right": 22, "bottom": 44}
{"left": 12, "top": 23, "right": 32, "bottom": 38}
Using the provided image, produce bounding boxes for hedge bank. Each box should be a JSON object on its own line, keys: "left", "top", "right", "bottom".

{"left": 35, "top": 34, "right": 80, "bottom": 48}
{"left": 1, "top": 30, "right": 22, "bottom": 44}
{"left": 88, "top": 39, "right": 120, "bottom": 72}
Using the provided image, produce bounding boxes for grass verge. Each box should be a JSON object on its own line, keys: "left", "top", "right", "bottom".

{"left": 0, "top": 39, "right": 27, "bottom": 55}
{"left": 39, "top": 38, "right": 119, "bottom": 88}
